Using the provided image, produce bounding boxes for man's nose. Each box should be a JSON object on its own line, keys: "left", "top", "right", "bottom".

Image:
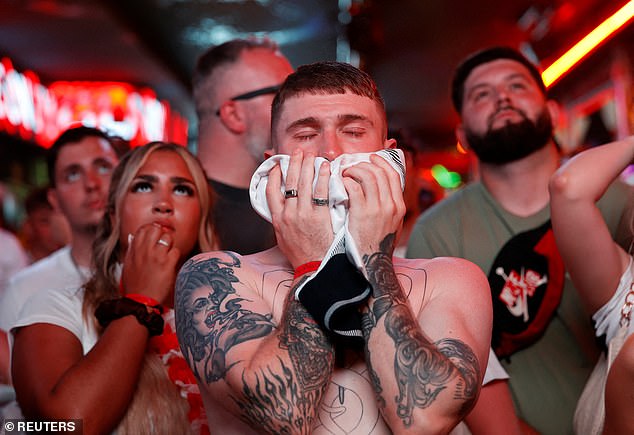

{"left": 84, "top": 169, "right": 102, "bottom": 191}
{"left": 494, "top": 85, "right": 512, "bottom": 106}
{"left": 319, "top": 130, "right": 343, "bottom": 161}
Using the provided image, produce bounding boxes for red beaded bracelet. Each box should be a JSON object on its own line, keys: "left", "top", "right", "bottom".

{"left": 293, "top": 261, "right": 321, "bottom": 279}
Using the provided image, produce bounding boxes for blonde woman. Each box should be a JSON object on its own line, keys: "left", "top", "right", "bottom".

{"left": 11, "top": 142, "right": 214, "bottom": 434}
{"left": 550, "top": 137, "right": 634, "bottom": 434}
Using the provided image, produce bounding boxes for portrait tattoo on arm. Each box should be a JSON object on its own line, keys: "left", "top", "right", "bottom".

{"left": 175, "top": 253, "right": 275, "bottom": 383}
{"left": 361, "top": 234, "right": 481, "bottom": 427}
{"left": 176, "top": 256, "right": 335, "bottom": 433}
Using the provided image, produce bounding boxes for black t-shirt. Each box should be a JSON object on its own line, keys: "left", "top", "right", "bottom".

{"left": 488, "top": 221, "right": 564, "bottom": 358}
{"left": 208, "top": 179, "right": 276, "bottom": 255}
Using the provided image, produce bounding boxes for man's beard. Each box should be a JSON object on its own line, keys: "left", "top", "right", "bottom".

{"left": 245, "top": 122, "right": 271, "bottom": 164}
{"left": 465, "top": 108, "right": 553, "bottom": 165}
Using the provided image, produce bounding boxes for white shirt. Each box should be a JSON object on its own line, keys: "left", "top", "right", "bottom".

{"left": 0, "top": 246, "right": 89, "bottom": 339}
{"left": 593, "top": 256, "right": 634, "bottom": 343}
{"left": 13, "top": 285, "right": 97, "bottom": 354}
{"left": 0, "top": 228, "right": 28, "bottom": 298}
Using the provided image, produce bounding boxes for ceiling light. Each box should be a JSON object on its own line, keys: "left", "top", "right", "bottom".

{"left": 542, "top": 0, "right": 634, "bottom": 87}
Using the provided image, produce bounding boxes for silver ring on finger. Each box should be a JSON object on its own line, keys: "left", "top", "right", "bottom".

{"left": 157, "top": 238, "right": 169, "bottom": 247}
{"left": 284, "top": 189, "right": 298, "bottom": 199}
{"left": 312, "top": 197, "right": 328, "bottom": 206}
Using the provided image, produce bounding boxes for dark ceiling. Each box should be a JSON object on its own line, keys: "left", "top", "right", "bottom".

{"left": 1, "top": 0, "right": 632, "bottom": 150}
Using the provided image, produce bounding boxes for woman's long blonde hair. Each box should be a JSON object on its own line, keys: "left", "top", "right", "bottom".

{"left": 82, "top": 142, "right": 214, "bottom": 434}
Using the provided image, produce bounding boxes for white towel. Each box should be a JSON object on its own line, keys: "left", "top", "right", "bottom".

{"left": 250, "top": 148, "right": 405, "bottom": 273}
{"left": 250, "top": 148, "right": 406, "bottom": 337}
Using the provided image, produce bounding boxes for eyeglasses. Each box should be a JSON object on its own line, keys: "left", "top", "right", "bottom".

{"left": 215, "top": 85, "right": 281, "bottom": 116}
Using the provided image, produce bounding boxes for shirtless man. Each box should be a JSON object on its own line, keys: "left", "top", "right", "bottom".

{"left": 175, "top": 61, "right": 492, "bottom": 434}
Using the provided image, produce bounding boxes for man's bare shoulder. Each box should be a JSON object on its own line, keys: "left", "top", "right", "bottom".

{"left": 394, "top": 255, "right": 484, "bottom": 276}
{"left": 185, "top": 247, "right": 290, "bottom": 277}
{"left": 395, "top": 256, "right": 492, "bottom": 370}
{"left": 179, "top": 247, "right": 293, "bottom": 306}
{"left": 394, "top": 256, "right": 489, "bottom": 300}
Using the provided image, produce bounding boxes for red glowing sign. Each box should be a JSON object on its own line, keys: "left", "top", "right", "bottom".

{"left": 0, "top": 57, "right": 188, "bottom": 147}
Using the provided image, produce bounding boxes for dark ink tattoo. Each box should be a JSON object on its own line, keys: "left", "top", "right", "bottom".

{"left": 361, "top": 295, "right": 391, "bottom": 409}
{"left": 235, "top": 358, "right": 318, "bottom": 434}
{"left": 176, "top": 255, "right": 335, "bottom": 433}
{"left": 279, "top": 298, "right": 334, "bottom": 390}
{"left": 437, "top": 338, "right": 480, "bottom": 415}
{"left": 231, "top": 279, "right": 335, "bottom": 433}
{"left": 386, "top": 304, "right": 452, "bottom": 425}
{"left": 175, "top": 254, "right": 275, "bottom": 382}
{"left": 361, "top": 233, "right": 481, "bottom": 427}
{"left": 363, "top": 233, "right": 402, "bottom": 301}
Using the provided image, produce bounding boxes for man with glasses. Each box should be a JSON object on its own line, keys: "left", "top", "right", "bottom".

{"left": 193, "top": 38, "right": 293, "bottom": 254}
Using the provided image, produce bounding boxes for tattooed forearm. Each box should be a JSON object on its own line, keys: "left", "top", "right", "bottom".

{"left": 363, "top": 233, "right": 403, "bottom": 301}
{"left": 361, "top": 233, "right": 405, "bottom": 329}
{"left": 385, "top": 304, "right": 480, "bottom": 425}
{"left": 233, "top": 285, "right": 334, "bottom": 433}
{"left": 361, "top": 295, "right": 391, "bottom": 408}
{"left": 234, "top": 358, "right": 322, "bottom": 434}
{"left": 279, "top": 298, "right": 335, "bottom": 389}
{"left": 361, "top": 234, "right": 481, "bottom": 427}
{"left": 176, "top": 256, "right": 335, "bottom": 432}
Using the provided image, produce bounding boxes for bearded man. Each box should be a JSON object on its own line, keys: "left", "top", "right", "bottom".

{"left": 407, "top": 47, "right": 633, "bottom": 434}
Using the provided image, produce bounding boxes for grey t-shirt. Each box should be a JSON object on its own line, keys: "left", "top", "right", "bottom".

{"left": 407, "top": 180, "right": 632, "bottom": 435}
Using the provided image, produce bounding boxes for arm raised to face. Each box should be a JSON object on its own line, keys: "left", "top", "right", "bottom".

{"left": 550, "top": 137, "right": 634, "bottom": 314}
{"left": 175, "top": 251, "right": 335, "bottom": 434}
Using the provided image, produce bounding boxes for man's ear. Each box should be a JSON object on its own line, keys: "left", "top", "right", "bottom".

{"left": 545, "top": 99, "right": 561, "bottom": 129}
{"left": 47, "top": 189, "right": 60, "bottom": 212}
{"left": 264, "top": 130, "right": 278, "bottom": 159}
{"left": 455, "top": 124, "right": 469, "bottom": 151}
{"left": 217, "top": 101, "right": 247, "bottom": 134}
{"left": 384, "top": 138, "right": 397, "bottom": 149}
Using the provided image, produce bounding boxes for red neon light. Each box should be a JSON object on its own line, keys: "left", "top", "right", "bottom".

{"left": 542, "top": 0, "right": 634, "bottom": 87}
{"left": 0, "top": 57, "right": 188, "bottom": 147}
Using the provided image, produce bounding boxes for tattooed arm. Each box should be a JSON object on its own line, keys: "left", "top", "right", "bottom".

{"left": 175, "top": 251, "right": 335, "bottom": 434}
{"left": 362, "top": 253, "right": 491, "bottom": 433}
{"left": 173, "top": 150, "right": 338, "bottom": 433}
{"left": 343, "top": 156, "right": 492, "bottom": 433}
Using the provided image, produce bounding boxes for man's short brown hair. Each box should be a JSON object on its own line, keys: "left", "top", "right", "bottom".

{"left": 271, "top": 61, "right": 387, "bottom": 141}
{"left": 192, "top": 38, "right": 279, "bottom": 119}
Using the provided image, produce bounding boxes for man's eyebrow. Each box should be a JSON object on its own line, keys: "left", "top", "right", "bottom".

{"left": 503, "top": 72, "right": 533, "bottom": 84}
{"left": 61, "top": 163, "right": 82, "bottom": 174}
{"left": 285, "top": 114, "right": 373, "bottom": 132}
{"left": 468, "top": 72, "right": 532, "bottom": 94}
{"left": 93, "top": 157, "right": 115, "bottom": 167}
{"left": 467, "top": 82, "right": 489, "bottom": 92}
{"left": 285, "top": 117, "right": 320, "bottom": 133}
{"left": 338, "top": 113, "right": 372, "bottom": 125}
